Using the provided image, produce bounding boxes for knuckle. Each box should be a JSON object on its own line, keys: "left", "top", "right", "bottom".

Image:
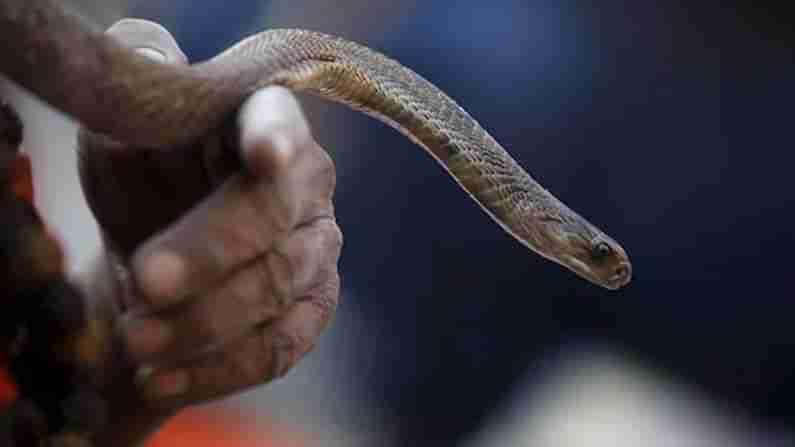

{"left": 296, "top": 218, "right": 343, "bottom": 273}
{"left": 240, "top": 269, "right": 283, "bottom": 322}
{"left": 268, "top": 329, "right": 310, "bottom": 379}
{"left": 311, "top": 218, "right": 343, "bottom": 259}
{"left": 326, "top": 221, "right": 344, "bottom": 255}
{"left": 306, "top": 273, "right": 341, "bottom": 328}
{"left": 293, "top": 145, "right": 336, "bottom": 223}
{"left": 311, "top": 144, "right": 337, "bottom": 194}
{"left": 320, "top": 153, "right": 337, "bottom": 199}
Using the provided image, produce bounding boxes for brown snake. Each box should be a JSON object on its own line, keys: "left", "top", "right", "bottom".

{"left": 0, "top": 0, "right": 631, "bottom": 289}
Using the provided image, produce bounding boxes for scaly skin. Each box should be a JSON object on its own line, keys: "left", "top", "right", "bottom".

{"left": 0, "top": 1, "right": 631, "bottom": 288}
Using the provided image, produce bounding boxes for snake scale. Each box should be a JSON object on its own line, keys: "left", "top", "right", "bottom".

{"left": 0, "top": 0, "right": 631, "bottom": 289}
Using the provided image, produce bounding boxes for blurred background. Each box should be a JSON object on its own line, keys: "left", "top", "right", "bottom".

{"left": 2, "top": 0, "right": 793, "bottom": 445}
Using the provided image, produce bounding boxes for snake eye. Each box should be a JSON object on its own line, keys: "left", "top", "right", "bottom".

{"left": 592, "top": 241, "right": 612, "bottom": 259}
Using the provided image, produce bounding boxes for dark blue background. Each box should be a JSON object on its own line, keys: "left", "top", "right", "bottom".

{"left": 133, "top": 1, "right": 794, "bottom": 444}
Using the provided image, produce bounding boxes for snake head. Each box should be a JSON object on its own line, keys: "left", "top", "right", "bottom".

{"left": 529, "top": 208, "right": 632, "bottom": 290}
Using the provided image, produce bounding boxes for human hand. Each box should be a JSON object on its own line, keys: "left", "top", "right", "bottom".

{"left": 78, "top": 19, "right": 341, "bottom": 412}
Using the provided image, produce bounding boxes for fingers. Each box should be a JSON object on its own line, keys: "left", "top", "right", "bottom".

{"left": 237, "top": 87, "right": 313, "bottom": 177}
{"left": 131, "top": 88, "right": 336, "bottom": 306}
{"left": 106, "top": 18, "right": 188, "bottom": 65}
{"left": 124, "top": 217, "right": 343, "bottom": 364}
{"left": 143, "top": 270, "right": 340, "bottom": 404}
{"left": 100, "top": 22, "right": 341, "bottom": 406}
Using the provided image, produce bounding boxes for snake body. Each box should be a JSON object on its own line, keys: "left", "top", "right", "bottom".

{"left": 220, "top": 31, "right": 564, "bottom": 257}
{"left": 0, "top": 1, "right": 631, "bottom": 289}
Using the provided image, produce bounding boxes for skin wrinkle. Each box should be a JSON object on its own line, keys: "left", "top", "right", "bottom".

{"left": 123, "top": 162, "right": 341, "bottom": 378}
{"left": 122, "top": 148, "right": 337, "bottom": 367}
{"left": 151, "top": 276, "right": 327, "bottom": 400}
{"left": 125, "top": 198, "right": 339, "bottom": 374}
{"left": 286, "top": 217, "right": 343, "bottom": 296}
{"left": 304, "top": 268, "right": 341, "bottom": 332}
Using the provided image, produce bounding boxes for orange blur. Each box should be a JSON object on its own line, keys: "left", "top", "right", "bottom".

{"left": 147, "top": 406, "right": 308, "bottom": 447}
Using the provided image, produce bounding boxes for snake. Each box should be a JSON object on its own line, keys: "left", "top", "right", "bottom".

{"left": 0, "top": 0, "right": 631, "bottom": 290}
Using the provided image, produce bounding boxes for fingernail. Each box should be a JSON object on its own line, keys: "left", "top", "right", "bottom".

{"left": 147, "top": 369, "right": 190, "bottom": 398}
{"left": 125, "top": 317, "right": 172, "bottom": 359}
{"left": 135, "top": 251, "right": 187, "bottom": 303}
{"left": 135, "top": 47, "right": 166, "bottom": 62}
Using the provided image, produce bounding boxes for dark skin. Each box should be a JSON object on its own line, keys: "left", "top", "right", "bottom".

{"left": 77, "top": 20, "right": 342, "bottom": 445}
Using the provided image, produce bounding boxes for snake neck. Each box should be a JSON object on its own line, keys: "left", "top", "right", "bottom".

{"left": 0, "top": 5, "right": 630, "bottom": 285}
{"left": 208, "top": 30, "right": 556, "bottom": 247}
{"left": 0, "top": 0, "right": 558, "bottom": 249}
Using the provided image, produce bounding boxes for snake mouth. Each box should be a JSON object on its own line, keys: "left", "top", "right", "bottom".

{"left": 562, "top": 256, "right": 599, "bottom": 286}
{"left": 607, "top": 262, "right": 632, "bottom": 289}
{"left": 562, "top": 256, "right": 632, "bottom": 290}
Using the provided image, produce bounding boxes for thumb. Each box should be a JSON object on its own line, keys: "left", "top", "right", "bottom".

{"left": 106, "top": 19, "right": 188, "bottom": 66}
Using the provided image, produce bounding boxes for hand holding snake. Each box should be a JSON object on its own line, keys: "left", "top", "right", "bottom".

{"left": 79, "top": 21, "right": 343, "bottom": 446}
{"left": 0, "top": 0, "right": 631, "bottom": 289}
{"left": 0, "top": 1, "right": 631, "bottom": 444}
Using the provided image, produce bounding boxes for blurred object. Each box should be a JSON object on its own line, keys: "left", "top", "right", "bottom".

{"left": 0, "top": 99, "right": 102, "bottom": 445}
{"left": 0, "top": 79, "right": 102, "bottom": 275}
{"left": 0, "top": 359, "right": 17, "bottom": 409}
{"left": 67, "top": 0, "right": 127, "bottom": 26}
{"left": 262, "top": 0, "right": 420, "bottom": 44}
{"left": 0, "top": 1, "right": 128, "bottom": 273}
{"left": 146, "top": 406, "right": 307, "bottom": 447}
{"left": 465, "top": 347, "right": 795, "bottom": 447}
